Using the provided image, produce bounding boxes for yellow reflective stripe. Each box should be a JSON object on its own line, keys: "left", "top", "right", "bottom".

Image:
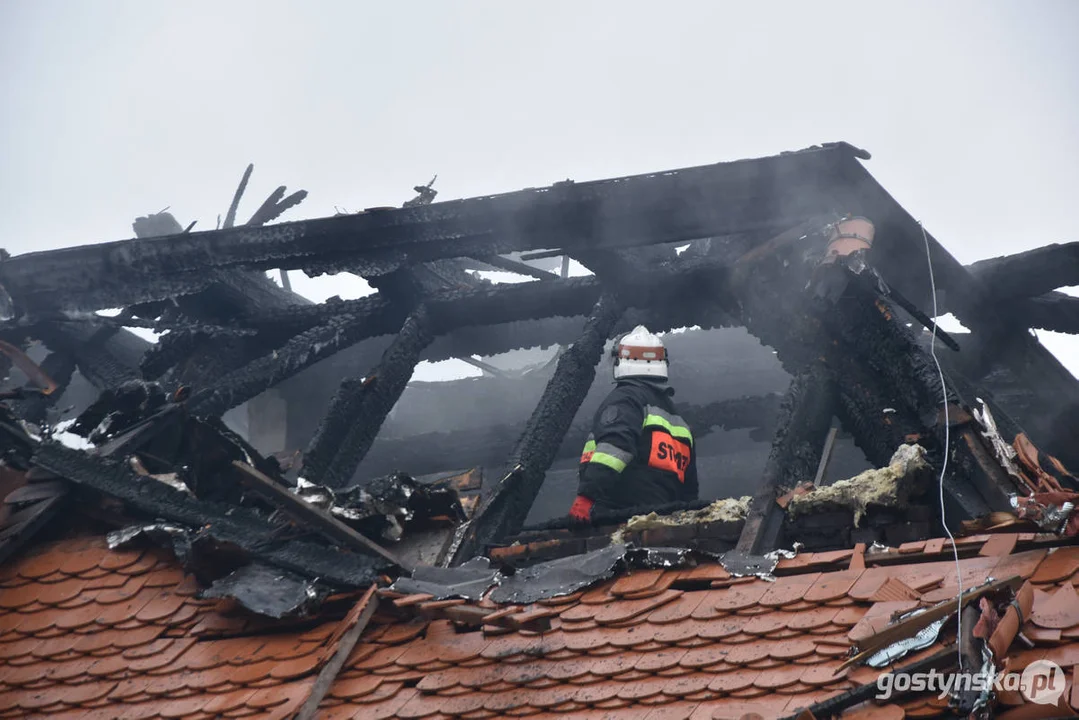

{"left": 594, "top": 442, "right": 633, "bottom": 465}
{"left": 642, "top": 413, "right": 694, "bottom": 445}
{"left": 579, "top": 438, "right": 597, "bottom": 464}
{"left": 589, "top": 451, "right": 627, "bottom": 473}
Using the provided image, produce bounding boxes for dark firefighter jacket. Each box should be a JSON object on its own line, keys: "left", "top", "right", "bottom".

{"left": 577, "top": 377, "right": 699, "bottom": 512}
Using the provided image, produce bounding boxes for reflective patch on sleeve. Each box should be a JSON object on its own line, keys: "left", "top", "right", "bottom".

{"left": 588, "top": 442, "right": 633, "bottom": 473}
{"left": 648, "top": 433, "right": 691, "bottom": 482}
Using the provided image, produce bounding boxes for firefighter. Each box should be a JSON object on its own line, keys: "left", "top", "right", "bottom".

{"left": 568, "top": 325, "right": 698, "bottom": 524}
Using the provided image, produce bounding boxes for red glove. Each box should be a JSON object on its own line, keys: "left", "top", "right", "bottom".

{"left": 569, "top": 495, "right": 595, "bottom": 524}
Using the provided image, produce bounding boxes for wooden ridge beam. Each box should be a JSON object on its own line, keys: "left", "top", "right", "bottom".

{"left": 0, "top": 145, "right": 853, "bottom": 314}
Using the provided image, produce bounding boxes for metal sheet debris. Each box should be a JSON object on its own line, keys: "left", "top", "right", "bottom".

{"left": 867, "top": 611, "right": 947, "bottom": 667}
{"left": 200, "top": 562, "right": 326, "bottom": 619}
{"left": 108, "top": 523, "right": 194, "bottom": 564}
{"left": 390, "top": 557, "right": 500, "bottom": 601}
{"left": 490, "top": 544, "right": 627, "bottom": 604}
{"left": 489, "top": 544, "right": 708, "bottom": 605}
{"left": 298, "top": 472, "right": 466, "bottom": 543}
{"left": 973, "top": 398, "right": 1024, "bottom": 481}
{"left": 719, "top": 549, "right": 779, "bottom": 579}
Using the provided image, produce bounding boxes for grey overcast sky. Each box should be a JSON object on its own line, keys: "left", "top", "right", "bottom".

{"left": 2, "top": 1, "right": 1078, "bottom": 374}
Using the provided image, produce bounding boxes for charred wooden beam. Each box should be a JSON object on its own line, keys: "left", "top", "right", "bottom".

{"left": 1014, "top": 292, "right": 1079, "bottom": 334}
{"left": 451, "top": 293, "right": 626, "bottom": 563}
{"left": 826, "top": 154, "right": 1079, "bottom": 469}
{"left": 966, "top": 242, "right": 1079, "bottom": 300}
{"left": 28, "top": 322, "right": 148, "bottom": 392}
{"left": 8, "top": 351, "right": 76, "bottom": 425}
{"left": 186, "top": 303, "right": 407, "bottom": 418}
{"left": 189, "top": 251, "right": 748, "bottom": 421}
{"left": 222, "top": 164, "right": 253, "bottom": 230}
{"left": 369, "top": 259, "right": 486, "bottom": 307}
{"left": 187, "top": 278, "right": 603, "bottom": 417}
{"left": 294, "top": 585, "right": 379, "bottom": 720}
{"left": 301, "top": 308, "right": 435, "bottom": 489}
{"left": 32, "top": 443, "right": 386, "bottom": 586}
{"left": 723, "top": 222, "right": 1020, "bottom": 523}
{"left": 736, "top": 365, "right": 836, "bottom": 555}
{"left": 0, "top": 144, "right": 855, "bottom": 314}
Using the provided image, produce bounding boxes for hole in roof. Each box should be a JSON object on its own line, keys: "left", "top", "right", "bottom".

{"left": 931, "top": 313, "right": 970, "bottom": 334}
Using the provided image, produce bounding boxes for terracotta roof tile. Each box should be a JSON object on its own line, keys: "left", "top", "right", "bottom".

{"left": 647, "top": 592, "right": 706, "bottom": 624}
{"left": 740, "top": 613, "right": 787, "bottom": 636}
{"left": 759, "top": 574, "right": 822, "bottom": 608}
{"left": 708, "top": 582, "right": 770, "bottom": 613}
{"left": 804, "top": 570, "right": 862, "bottom": 603}
{"left": 612, "top": 570, "right": 668, "bottom": 596}
{"left": 868, "top": 577, "right": 920, "bottom": 602}
{"left": 593, "top": 590, "right": 682, "bottom": 626}
{"left": 1030, "top": 547, "right": 1079, "bottom": 584}
{"left": 1031, "top": 582, "right": 1079, "bottom": 629}
{"left": 57, "top": 549, "right": 105, "bottom": 576}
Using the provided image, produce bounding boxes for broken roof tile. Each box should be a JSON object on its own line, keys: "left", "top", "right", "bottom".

{"left": 1030, "top": 547, "right": 1079, "bottom": 584}
{"left": 1030, "top": 582, "right": 1079, "bottom": 629}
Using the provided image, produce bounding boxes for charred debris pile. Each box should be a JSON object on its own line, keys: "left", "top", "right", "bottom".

{"left": 0, "top": 143, "right": 1078, "bottom": 620}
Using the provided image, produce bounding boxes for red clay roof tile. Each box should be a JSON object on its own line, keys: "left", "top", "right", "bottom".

{"left": 593, "top": 590, "right": 683, "bottom": 626}
{"left": 804, "top": 570, "right": 862, "bottom": 603}
{"left": 759, "top": 574, "right": 822, "bottom": 608}
{"left": 57, "top": 549, "right": 105, "bottom": 576}
{"left": 612, "top": 570, "right": 667, "bottom": 596}
{"left": 1030, "top": 547, "right": 1079, "bottom": 584}
{"left": 740, "top": 613, "right": 787, "bottom": 636}
{"left": 709, "top": 582, "right": 771, "bottom": 613}
{"left": 1030, "top": 582, "right": 1079, "bottom": 629}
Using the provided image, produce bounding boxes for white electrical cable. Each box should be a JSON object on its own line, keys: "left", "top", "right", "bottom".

{"left": 920, "top": 221, "right": 965, "bottom": 669}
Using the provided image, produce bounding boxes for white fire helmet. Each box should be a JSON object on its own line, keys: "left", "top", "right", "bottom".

{"left": 612, "top": 325, "right": 668, "bottom": 380}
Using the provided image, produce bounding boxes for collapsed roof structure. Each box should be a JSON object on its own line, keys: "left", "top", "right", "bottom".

{"left": 1, "top": 143, "right": 1079, "bottom": 719}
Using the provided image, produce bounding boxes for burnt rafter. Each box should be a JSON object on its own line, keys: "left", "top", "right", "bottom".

{"left": 185, "top": 303, "right": 401, "bottom": 418}
{"left": 0, "top": 144, "right": 861, "bottom": 315}
{"left": 965, "top": 241, "right": 1079, "bottom": 301}
{"left": 186, "top": 278, "right": 602, "bottom": 417}
{"left": 185, "top": 252, "right": 750, "bottom": 420}
{"left": 452, "top": 292, "right": 626, "bottom": 563}
{"left": 31, "top": 443, "right": 385, "bottom": 587}
{"left": 25, "top": 321, "right": 148, "bottom": 392}
{"left": 728, "top": 234, "right": 1020, "bottom": 521}
{"left": 301, "top": 308, "right": 436, "bottom": 488}
{"left": 1006, "top": 292, "right": 1079, "bottom": 335}
{"left": 827, "top": 155, "right": 1079, "bottom": 467}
